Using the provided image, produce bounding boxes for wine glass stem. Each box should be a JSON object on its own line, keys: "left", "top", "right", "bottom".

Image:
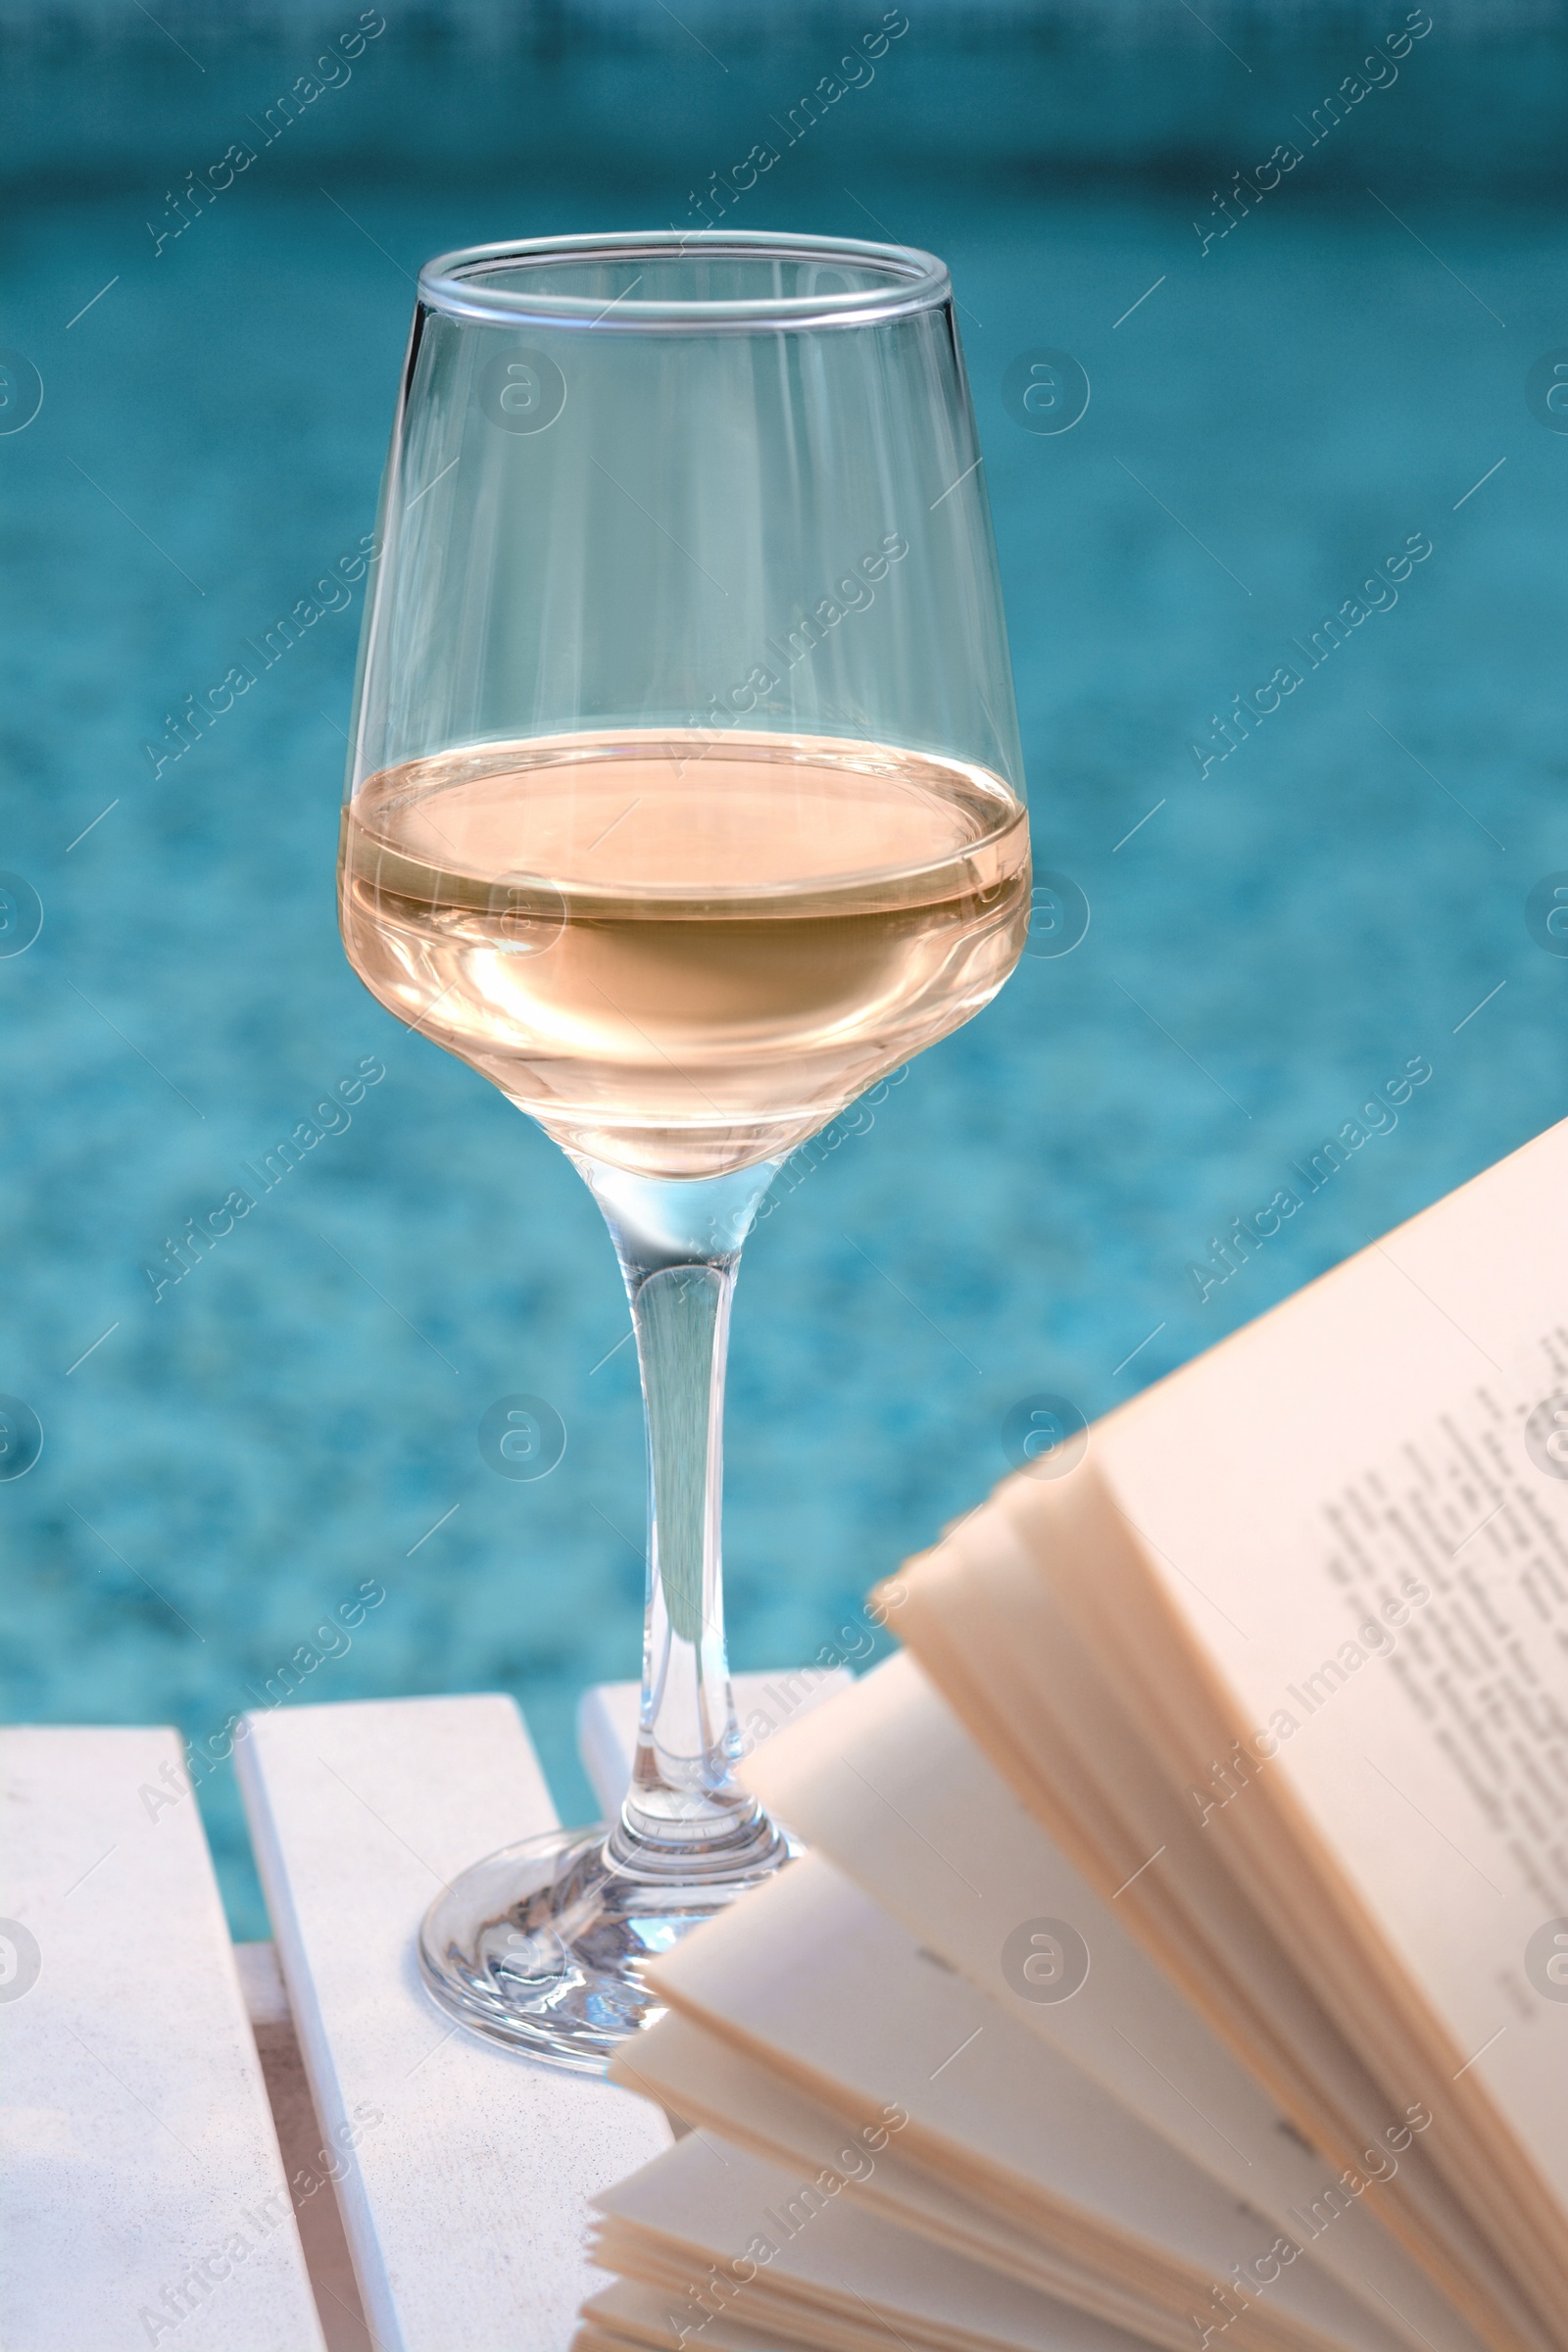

{"left": 583, "top": 1159, "right": 782, "bottom": 1880}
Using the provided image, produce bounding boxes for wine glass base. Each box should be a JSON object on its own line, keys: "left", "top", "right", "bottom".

{"left": 417, "top": 1819, "right": 795, "bottom": 2074}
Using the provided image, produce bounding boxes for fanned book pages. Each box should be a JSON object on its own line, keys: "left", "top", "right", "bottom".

{"left": 575, "top": 1118, "right": 1568, "bottom": 2352}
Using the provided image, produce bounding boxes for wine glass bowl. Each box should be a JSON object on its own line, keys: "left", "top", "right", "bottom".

{"left": 340, "top": 727, "right": 1030, "bottom": 1180}
{"left": 337, "top": 230, "right": 1029, "bottom": 2070}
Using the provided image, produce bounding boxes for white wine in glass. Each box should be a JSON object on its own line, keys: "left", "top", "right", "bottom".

{"left": 339, "top": 233, "right": 1030, "bottom": 2072}
{"left": 341, "top": 731, "right": 1029, "bottom": 1179}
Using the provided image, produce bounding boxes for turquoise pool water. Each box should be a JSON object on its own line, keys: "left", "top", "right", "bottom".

{"left": 2, "top": 22, "right": 1565, "bottom": 1934}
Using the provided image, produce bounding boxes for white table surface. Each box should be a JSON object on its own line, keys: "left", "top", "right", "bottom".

{"left": 0, "top": 1724, "right": 326, "bottom": 2352}
{"left": 237, "top": 1691, "right": 670, "bottom": 2352}
{"left": 2, "top": 1671, "right": 849, "bottom": 2352}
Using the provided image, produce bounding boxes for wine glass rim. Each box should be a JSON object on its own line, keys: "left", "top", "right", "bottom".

{"left": 417, "top": 230, "right": 952, "bottom": 332}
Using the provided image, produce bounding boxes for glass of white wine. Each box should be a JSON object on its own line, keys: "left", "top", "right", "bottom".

{"left": 338, "top": 231, "right": 1030, "bottom": 2073}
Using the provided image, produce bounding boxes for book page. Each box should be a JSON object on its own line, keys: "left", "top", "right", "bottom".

{"left": 636, "top": 1890, "right": 1433, "bottom": 2352}
{"left": 1085, "top": 1116, "right": 1568, "bottom": 2203}
{"left": 578, "top": 2276, "right": 807, "bottom": 2352}
{"left": 615, "top": 2004, "right": 1195, "bottom": 2341}
{"left": 740, "top": 1658, "right": 1482, "bottom": 2352}
{"left": 890, "top": 1450, "right": 1558, "bottom": 2351}
{"left": 594, "top": 2133, "right": 1239, "bottom": 2352}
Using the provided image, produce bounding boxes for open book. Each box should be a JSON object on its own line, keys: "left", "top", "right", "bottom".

{"left": 575, "top": 1117, "right": 1568, "bottom": 2352}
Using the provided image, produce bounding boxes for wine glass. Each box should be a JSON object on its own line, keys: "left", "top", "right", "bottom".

{"left": 338, "top": 230, "right": 1030, "bottom": 2073}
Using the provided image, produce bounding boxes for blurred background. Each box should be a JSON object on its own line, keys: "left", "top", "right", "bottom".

{"left": 2, "top": 0, "right": 1564, "bottom": 1935}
